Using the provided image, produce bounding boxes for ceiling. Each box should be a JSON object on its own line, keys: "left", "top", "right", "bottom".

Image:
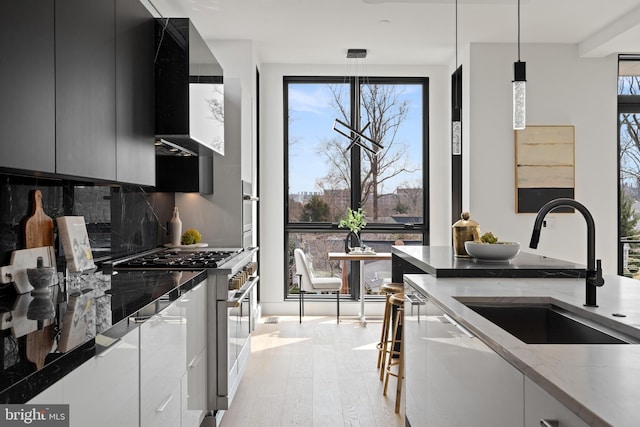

{"left": 145, "top": 0, "right": 640, "bottom": 65}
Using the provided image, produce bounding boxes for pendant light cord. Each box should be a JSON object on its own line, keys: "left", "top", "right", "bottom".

{"left": 453, "top": 0, "right": 459, "bottom": 110}
{"left": 517, "top": 0, "right": 521, "bottom": 61}
{"left": 455, "top": 0, "right": 458, "bottom": 68}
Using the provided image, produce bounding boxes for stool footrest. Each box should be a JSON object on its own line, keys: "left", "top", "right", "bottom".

{"left": 406, "top": 294, "right": 426, "bottom": 305}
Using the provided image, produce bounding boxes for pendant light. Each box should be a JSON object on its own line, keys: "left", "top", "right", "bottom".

{"left": 332, "top": 49, "right": 383, "bottom": 154}
{"left": 452, "top": 0, "right": 461, "bottom": 155}
{"left": 513, "top": 0, "right": 526, "bottom": 130}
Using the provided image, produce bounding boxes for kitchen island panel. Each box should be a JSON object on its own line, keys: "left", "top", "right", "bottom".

{"left": 405, "top": 297, "right": 524, "bottom": 426}
{"left": 404, "top": 273, "right": 640, "bottom": 427}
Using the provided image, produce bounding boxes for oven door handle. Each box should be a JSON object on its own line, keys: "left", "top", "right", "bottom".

{"left": 227, "top": 276, "right": 259, "bottom": 307}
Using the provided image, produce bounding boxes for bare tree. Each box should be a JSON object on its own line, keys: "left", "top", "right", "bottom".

{"left": 619, "top": 75, "right": 640, "bottom": 243}
{"left": 620, "top": 75, "right": 640, "bottom": 191}
{"left": 317, "top": 83, "right": 418, "bottom": 220}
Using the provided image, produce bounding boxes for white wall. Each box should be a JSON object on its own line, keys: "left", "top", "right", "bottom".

{"left": 259, "top": 63, "right": 450, "bottom": 315}
{"left": 181, "top": 41, "right": 620, "bottom": 315}
{"left": 465, "top": 43, "right": 618, "bottom": 271}
{"left": 177, "top": 40, "right": 259, "bottom": 248}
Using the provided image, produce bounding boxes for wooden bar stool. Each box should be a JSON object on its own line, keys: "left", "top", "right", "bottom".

{"left": 383, "top": 292, "right": 404, "bottom": 414}
{"left": 376, "top": 282, "right": 404, "bottom": 380}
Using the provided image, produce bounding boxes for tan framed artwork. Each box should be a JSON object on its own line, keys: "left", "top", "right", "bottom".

{"left": 514, "top": 125, "right": 575, "bottom": 213}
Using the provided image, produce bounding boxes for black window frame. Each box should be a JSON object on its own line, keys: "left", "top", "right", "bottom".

{"left": 618, "top": 56, "right": 640, "bottom": 275}
{"left": 283, "top": 75, "right": 430, "bottom": 300}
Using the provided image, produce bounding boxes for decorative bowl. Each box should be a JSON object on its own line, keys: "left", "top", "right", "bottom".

{"left": 464, "top": 241, "right": 520, "bottom": 261}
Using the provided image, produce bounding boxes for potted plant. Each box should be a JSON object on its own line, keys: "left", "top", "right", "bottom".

{"left": 338, "top": 207, "right": 367, "bottom": 252}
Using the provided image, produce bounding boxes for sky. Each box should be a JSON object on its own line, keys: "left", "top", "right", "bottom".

{"left": 287, "top": 81, "right": 424, "bottom": 195}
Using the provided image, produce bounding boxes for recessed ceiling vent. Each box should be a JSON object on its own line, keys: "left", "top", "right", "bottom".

{"left": 347, "top": 49, "right": 367, "bottom": 58}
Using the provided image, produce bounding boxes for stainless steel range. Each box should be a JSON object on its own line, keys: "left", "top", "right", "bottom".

{"left": 109, "top": 248, "right": 243, "bottom": 270}
{"left": 105, "top": 246, "right": 259, "bottom": 419}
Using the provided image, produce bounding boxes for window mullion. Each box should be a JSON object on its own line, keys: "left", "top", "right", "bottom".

{"left": 352, "top": 76, "right": 362, "bottom": 210}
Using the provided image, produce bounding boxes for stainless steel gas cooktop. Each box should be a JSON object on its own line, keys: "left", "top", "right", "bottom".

{"left": 105, "top": 248, "right": 244, "bottom": 271}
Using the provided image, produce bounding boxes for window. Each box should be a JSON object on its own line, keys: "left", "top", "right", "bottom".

{"left": 284, "top": 76, "right": 428, "bottom": 299}
{"left": 618, "top": 57, "right": 640, "bottom": 278}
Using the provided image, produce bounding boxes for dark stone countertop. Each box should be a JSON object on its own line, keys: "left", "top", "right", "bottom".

{"left": 392, "top": 245, "right": 587, "bottom": 278}
{"left": 0, "top": 269, "right": 207, "bottom": 403}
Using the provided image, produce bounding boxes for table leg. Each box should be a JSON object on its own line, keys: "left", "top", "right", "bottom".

{"left": 359, "top": 261, "right": 366, "bottom": 326}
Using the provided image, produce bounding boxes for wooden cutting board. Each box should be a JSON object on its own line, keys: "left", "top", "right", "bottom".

{"left": 23, "top": 189, "right": 56, "bottom": 370}
{"left": 24, "top": 189, "right": 54, "bottom": 249}
{"left": 0, "top": 246, "right": 57, "bottom": 294}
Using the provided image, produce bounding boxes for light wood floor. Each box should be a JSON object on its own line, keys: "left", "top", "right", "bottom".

{"left": 219, "top": 315, "right": 405, "bottom": 427}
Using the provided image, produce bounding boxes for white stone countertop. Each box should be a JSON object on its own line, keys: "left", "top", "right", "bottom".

{"left": 404, "top": 273, "right": 640, "bottom": 427}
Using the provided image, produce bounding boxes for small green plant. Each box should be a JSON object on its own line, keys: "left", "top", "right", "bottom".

{"left": 338, "top": 208, "right": 367, "bottom": 234}
{"left": 480, "top": 231, "right": 498, "bottom": 244}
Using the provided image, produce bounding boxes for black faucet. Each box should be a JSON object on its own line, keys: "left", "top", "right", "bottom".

{"left": 529, "top": 198, "right": 604, "bottom": 307}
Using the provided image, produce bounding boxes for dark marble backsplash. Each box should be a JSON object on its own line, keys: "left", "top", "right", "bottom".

{"left": 0, "top": 173, "right": 175, "bottom": 266}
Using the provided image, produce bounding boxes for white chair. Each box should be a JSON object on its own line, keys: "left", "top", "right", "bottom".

{"left": 294, "top": 248, "right": 342, "bottom": 324}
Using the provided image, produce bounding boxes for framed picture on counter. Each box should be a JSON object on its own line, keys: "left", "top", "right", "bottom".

{"left": 515, "top": 125, "right": 575, "bottom": 213}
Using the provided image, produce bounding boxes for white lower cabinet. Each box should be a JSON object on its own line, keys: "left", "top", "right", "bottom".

{"left": 181, "top": 346, "right": 207, "bottom": 427}
{"left": 140, "top": 299, "right": 187, "bottom": 427}
{"left": 28, "top": 280, "right": 208, "bottom": 427}
{"left": 140, "top": 281, "right": 207, "bottom": 427}
{"left": 179, "top": 281, "right": 207, "bottom": 427}
{"left": 27, "top": 381, "right": 64, "bottom": 404}
{"left": 183, "top": 282, "right": 206, "bottom": 363}
{"left": 142, "top": 379, "right": 182, "bottom": 427}
{"left": 64, "top": 328, "right": 140, "bottom": 427}
{"left": 422, "top": 299, "right": 524, "bottom": 426}
{"left": 525, "top": 377, "right": 589, "bottom": 427}
{"left": 28, "top": 328, "right": 140, "bottom": 427}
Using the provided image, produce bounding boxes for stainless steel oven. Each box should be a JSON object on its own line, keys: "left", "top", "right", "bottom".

{"left": 221, "top": 270, "right": 257, "bottom": 414}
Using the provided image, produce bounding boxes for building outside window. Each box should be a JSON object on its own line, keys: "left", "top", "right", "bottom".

{"left": 284, "top": 76, "right": 428, "bottom": 299}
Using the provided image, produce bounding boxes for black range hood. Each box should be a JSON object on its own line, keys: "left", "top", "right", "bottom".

{"left": 155, "top": 155, "right": 212, "bottom": 193}
{"left": 154, "top": 18, "right": 223, "bottom": 194}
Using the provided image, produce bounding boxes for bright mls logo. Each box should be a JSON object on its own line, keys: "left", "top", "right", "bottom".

{"left": 1, "top": 405, "right": 69, "bottom": 426}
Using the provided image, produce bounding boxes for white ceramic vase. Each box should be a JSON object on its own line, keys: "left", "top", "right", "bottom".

{"left": 170, "top": 207, "right": 182, "bottom": 246}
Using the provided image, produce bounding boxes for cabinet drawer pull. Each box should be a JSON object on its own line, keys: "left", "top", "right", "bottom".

{"left": 129, "top": 315, "right": 152, "bottom": 323}
{"left": 156, "top": 394, "right": 174, "bottom": 412}
{"left": 188, "top": 352, "right": 203, "bottom": 369}
{"left": 442, "top": 313, "right": 475, "bottom": 338}
{"left": 540, "top": 420, "right": 559, "bottom": 427}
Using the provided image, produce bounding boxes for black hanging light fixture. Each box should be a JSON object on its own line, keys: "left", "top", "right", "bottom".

{"left": 452, "top": 0, "right": 461, "bottom": 155}
{"left": 513, "top": 0, "right": 526, "bottom": 130}
{"left": 333, "top": 49, "right": 383, "bottom": 155}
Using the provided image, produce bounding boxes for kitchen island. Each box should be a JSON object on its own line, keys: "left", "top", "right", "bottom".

{"left": 404, "top": 273, "right": 640, "bottom": 427}
{"left": 391, "top": 245, "right": 587, "bottom": 279}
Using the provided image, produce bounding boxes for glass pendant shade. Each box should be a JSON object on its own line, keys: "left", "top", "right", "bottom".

{"left": 513, "top": 61, "right": 526, "bottom": 130}
{"left": 513, "top": 81, "right": 526, "bottom": 129}
{"left": 452, "top": 120, "right": 461, "bottom": 155}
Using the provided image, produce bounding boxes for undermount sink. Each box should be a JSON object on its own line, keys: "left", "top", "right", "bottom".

{"left": 457, "top": 298, "right": 639, "bottom": 344}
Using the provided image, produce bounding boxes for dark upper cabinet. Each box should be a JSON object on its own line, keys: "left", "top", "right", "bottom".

{"left": 115, "top": 0, "right": 155, "bottom": 186}
{"left": 0, "top": 0, "right": 154, "bottom": 185}
{"left": 0, "top": 2, "right": 56, "bottom": 173}
{"left": 55, "top": 0, "right": 117, "bottom": 181}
